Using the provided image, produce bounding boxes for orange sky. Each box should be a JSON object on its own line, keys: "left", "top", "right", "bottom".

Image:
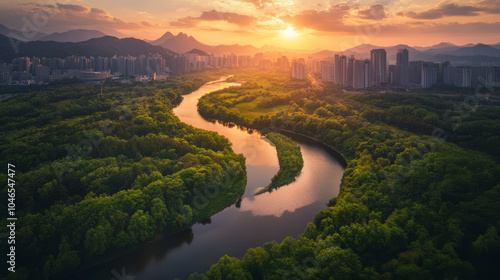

{"left": 1, "top": 0, "right": 499, "bottom": 50}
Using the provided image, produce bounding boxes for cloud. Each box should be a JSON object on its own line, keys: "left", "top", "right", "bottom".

{"left": 141, "top": 21, "right": 155, "bottom": 27}
{"left": 280, "top": 5, "right": 352, "bottom": 32}
{"left": 170, "top": 10, "right": 258, "bottom": 28}
{"left": 2, "top": 2, "right": 163, "bottom": 34}
{"left": 398, "top": 1, "right": 500, "bottom": 20}
{"left": 358, "top": 4, "right": 386, "bottom": 20}
{"left": 55, "top": 3, "right": 90, "bottom": 13}
{"left": 479, "top": 0, "right": 500, "bottom": 14}
{"left": 238, "top": 0, "right": 274, "bottom": 9}
{"left": 90, "top": 8, "right": 110, "bottom": 16}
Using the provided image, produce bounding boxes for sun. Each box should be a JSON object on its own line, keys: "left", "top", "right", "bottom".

{"left": 280, "top": 26, "right": 298, "bottom": 39}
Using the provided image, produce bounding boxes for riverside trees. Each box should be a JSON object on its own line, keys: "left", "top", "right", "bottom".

{"left": 0, "top": 73, "right": 246, "bottom": 280}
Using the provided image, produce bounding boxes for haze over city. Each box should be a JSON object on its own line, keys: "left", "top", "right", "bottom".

{"left": 1, "top": 0, "right": 500, "bottom": 50}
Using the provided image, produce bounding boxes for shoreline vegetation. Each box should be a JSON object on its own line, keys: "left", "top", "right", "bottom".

{"left": 255, "top": 132, "right": 304, "bottom": 195}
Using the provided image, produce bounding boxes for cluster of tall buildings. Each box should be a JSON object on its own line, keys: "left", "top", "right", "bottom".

{"left": 317, "top": 48, "right": 500, "bottom": 89}
{"left": 0, "top": 52, "right": 280, "bottom": 85}
{"left": 319, "top": 49, "right": 409, "bottom": 89}
{"left": 319, "top": 55, "right": 373, "bottom": 89}
{"left": 0, "top": 54, "right": 168, "bottom": 85}
{"left": 2, "top": 49, "right": 500, "bottom": 87}
{"left": 176, "top": 53, "right": 256, "bottom": 74}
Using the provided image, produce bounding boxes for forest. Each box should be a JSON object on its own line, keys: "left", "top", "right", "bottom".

{"left": 190, "top": 70, "right": 500, "bottom": 279}
{"left": 0, "top": 71, "right": 247, "bottom": 280}
{"left": 255, "top": 132, "right": 303, "bottom": 195}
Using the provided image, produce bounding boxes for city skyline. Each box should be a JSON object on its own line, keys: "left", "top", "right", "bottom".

{"left": 1, "top": 0, "right": 500, "bottom": 50}
{"left": 3, "top": 45, "right": 499, "bottom": 89}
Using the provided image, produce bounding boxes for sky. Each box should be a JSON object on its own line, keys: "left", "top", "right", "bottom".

{"left": 1, "top": 0, "right": 499, "bottom": 50}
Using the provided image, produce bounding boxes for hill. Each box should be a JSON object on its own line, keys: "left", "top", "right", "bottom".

{"left": 153, "top": 32, "right": 211, "bottom": 53}
{"left": 0, "top": 34, "right": 176, "bottom": 63}
{"left": 39, "top": 29, "right": 107, "bottom": 42}
{"left": 152, "top": 31, "right": 262, "bottom": 55}
{"left": 186, "top": 48, "right": 209, "bottom": 56}
{"left": 448, "top": 44, "right": 500, "bottom": 57}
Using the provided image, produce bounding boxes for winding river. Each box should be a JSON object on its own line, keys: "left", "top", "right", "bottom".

{"left": 73, "top": 77, "right": 345, "bottom": 280}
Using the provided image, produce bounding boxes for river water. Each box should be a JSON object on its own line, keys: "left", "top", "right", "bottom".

{"left": 73, "top": 77, "right": 345, "bottom": 280}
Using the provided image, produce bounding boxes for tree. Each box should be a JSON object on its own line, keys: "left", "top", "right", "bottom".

{"left": 313, "top": 247, "right": 362, "bottom": 280}
{"left": 128, "top": 210, "right": 155, "bottom": 242}
{"left": 242, "top": 247, "right": 269, "bottom": 278}
{"left": 151, "top": 198, "right": 169, "bottom": 230}
{"left": 207, "top": 255, "right": 252, "bottom": 280}
{"left": 84, "top": 222, "right": 112, "bottom": 256}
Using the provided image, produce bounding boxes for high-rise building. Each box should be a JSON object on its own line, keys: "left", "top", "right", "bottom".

{"left": 370, "top": 49, "right": 387, "bottom": 87}
{"left": 388, "top": 65, "right": 395, "bottom": 85}
{"left": 353, "top": 59, "right": 370, "bottom": 89}
{"left": 443, "top": 66, "right": 472, "bottom": 87}
{"left": 395, "top": 49, "right": 409, "bottom": 86}
{"left": 347, "top": 56, "right": 355, "bottom": 87}
{"left": 409, "top": 61, "right": 423, "bottom": 85}
{"left": 421, "top": 62, "right": 439, "bottom": 88}
{"left": 12, "top": 57, "right": 30, "bottom": 72}
{"left": 334, "top": 55, "right": 347, "bottom": 86}
{"left": 421, "top": 68, "right": 437, "bottom": 88}
{"left": 321, "top": 60, "right": 334, "bottom": 82}
{"left": 291, "top": 58, "right": 306, "bottom": 80}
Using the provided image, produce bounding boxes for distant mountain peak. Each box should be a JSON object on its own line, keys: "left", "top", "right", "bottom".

{"left": 434, "top": 42, "right": 455, "bottom": 47}
{"left": 159, "top": 31, "right": 174, "bottom": 39}
{"left": 151, "top": 31, "right": 175, "bottom": 46}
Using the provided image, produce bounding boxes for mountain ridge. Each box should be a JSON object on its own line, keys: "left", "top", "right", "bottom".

{"left": 0, "top": 34, "right": 176, "bottom": 63}
{"left": 39, "top": 29, "right": 107, "bottom": 43}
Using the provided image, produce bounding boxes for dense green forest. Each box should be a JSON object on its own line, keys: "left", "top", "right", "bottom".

{"left": 0, "top": 72, "right": 247, "bottom": 280}
{"left": 255, "top": 132, "right": 303, "bottom": 195}
{"left": 191, "top": 70, "right": 500, "bottom": 279}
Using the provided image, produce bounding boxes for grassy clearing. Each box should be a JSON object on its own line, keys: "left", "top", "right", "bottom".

{"left": 232, "top": 97, "right": 288, "bottom": 120}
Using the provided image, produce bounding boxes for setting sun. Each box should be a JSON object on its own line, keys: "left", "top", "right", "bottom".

{"left": 280, "top": 26, "right": 298, "bottom": 39}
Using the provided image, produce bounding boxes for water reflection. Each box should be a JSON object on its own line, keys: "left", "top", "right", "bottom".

{"left": 71, "top": 78, "right": 344, "bottom": 280}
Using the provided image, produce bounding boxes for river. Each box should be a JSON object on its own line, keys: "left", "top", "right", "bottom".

{"left": 73, "top": 77, "right": 345, "bottom": 280}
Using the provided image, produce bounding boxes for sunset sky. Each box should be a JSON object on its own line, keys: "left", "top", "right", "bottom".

{"left": 1, "top": 0, "right": 499, "bottom": 50}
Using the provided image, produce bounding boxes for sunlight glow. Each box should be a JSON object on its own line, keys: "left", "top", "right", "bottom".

{"left": 280, "top": 26, "right": 299, "bottom": 39}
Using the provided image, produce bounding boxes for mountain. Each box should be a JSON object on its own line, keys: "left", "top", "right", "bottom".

{"left": 414, "top": 42, "right": 457, "bottom": 51}
{"left": 310, "top": 49, "right": 338, "bottom": 58}
{"left": 447, "top": 44, "right": 500, "bottom": 57}
{"left": 385, "top": 44, "right": 431, "bottom": 62}
{"left": 152, "top": 31, "right": 263, "bottom": 55}
{"left": 0, "top": 23, "right": 47, "bottom": 41}
{"left": 0, "top": 34, "right": 176, "bottom": 63}
{"left": 39, "top": 29, "right": 107, "bottom": 43}
{"left": 427, "top": 42, "right": 457, "bottom": 50}
{"left": 427, "top": 54, "right": 500, "bottom": 66}
{"left": 186, "top": 48, "right": 209, "bottom": 56}
{"left": 342, "top": 44, "right": 380, "bottom": 56}
{"left": 151, "top": 31, "right": 175, "bottom": 46}
{"left": 312, "top": 44, "right": 430, "bottom": 63}
{"left": 152, "top": 32, "right": 211, "bottom": 53}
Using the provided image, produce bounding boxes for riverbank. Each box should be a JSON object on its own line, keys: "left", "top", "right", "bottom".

{"left": 255, "top": 132, "right": 304, "bottom": 195}
{"left": 277, "top": 129, "right": 348, "bottom": 167}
